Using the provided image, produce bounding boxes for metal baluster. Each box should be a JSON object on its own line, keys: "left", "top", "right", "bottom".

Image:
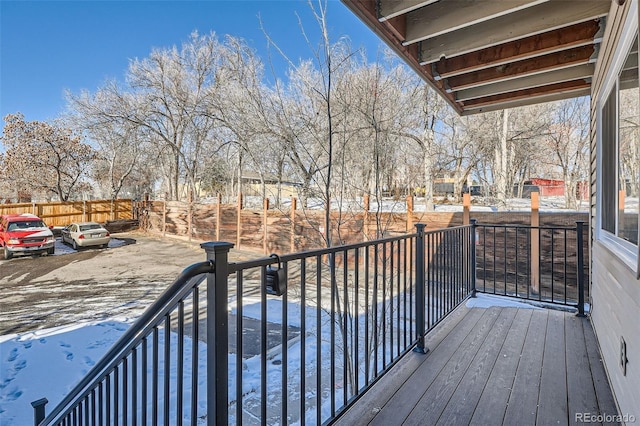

{"left": 177, "top": 301, "right": 184, "bottom": 425}
{"left": 152, "top": 328, "right": 158, "bottom": 425}
{"left": 123, "top": 357, "right": 128, "bottom": 426}
{"left": 98, "top": 381, "right": 104, "bottom": 426}
{"left": 191, "top": 288, "right": 199, "bottom": 426}
{"left": 163, "top": 315, "right": 170, "bottom": 426}
{"left": 342, "top": 250, "right": 348, "bottom": 405}
{"left": 141, "top": 337, "right": 147, "bottom": 426}
{"left": 132, "top": 348, "right": 137, "bottom": 426}
{"left": 106, "top": 373, "right": 111, "bottom": 426}
{"left": 282, "top": 260, "right": 289, "bottom": 423}
{"left": 236, "top": 272, "right": 243, "bottom": 426}
{"left": 316, "top": 255, "right": 322, "bottom": 426}
{"left": 114, "top": 366, "right": 119, "bottom": 426}
{"left": 300, "top": 258, "right": 307, "bottom": 426}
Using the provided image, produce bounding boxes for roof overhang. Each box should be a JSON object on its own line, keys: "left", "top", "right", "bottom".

{"left": 341, "top": 0, "right": 613, "bottom": 115}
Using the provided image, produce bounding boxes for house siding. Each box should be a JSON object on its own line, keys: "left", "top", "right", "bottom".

{"left": 590, "top": 0, "right": 640, "bottom": 419}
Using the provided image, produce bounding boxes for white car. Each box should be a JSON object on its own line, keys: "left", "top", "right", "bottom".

{"left": 61, "top": 222, "right": 111, "bottom": 250}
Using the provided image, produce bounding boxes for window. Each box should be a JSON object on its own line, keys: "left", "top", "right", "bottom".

{"left": 598, "top": 27, "right": 640, "bottom": 272}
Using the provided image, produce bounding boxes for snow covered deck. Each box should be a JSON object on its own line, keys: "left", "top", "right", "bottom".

{"left": 335, "top": 302, "right": 618, "bottom": 425}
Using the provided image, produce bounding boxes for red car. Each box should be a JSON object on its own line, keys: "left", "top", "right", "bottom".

{"left": 0, "top": 213, "right": 55, "bottom": 260}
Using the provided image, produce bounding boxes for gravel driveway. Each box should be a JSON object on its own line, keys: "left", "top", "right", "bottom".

{"left": 0, "top": 232, "right": 260, "bottom": 335}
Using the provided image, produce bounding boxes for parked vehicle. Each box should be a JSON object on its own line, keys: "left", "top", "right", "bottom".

{"left": 0, "top": 213, "right": 55, "bottom": 260}
{"left": 61, "top": 222, "right": 111, "bottom": 250}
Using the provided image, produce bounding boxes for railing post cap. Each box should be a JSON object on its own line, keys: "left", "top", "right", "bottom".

{"left": 470, "top": 218, "right": 477, "bottom": 224}
{"left": 415, "top": 223, "right": 426, "bottom": 230}
{"left": 31, "top": 397, "right": 48, "bottom": 408}
{"left": 200, "top": 241, "right": 235, "bottom": 253}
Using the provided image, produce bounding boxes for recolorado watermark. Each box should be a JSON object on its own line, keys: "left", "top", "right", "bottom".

{"left": 575, "top": 412, "right": 636, "bottom": 423}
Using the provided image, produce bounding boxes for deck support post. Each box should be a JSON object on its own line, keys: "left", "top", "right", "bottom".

{"left": 414, "top": 223, "right": 428, "bottom": 354}
{"left": 576, "top": 221, "right": 586, "bottom": 317}
{"left": 202, "top": 241, "right": 235, "bottom": 425}
{"left": 470, "top": 218, "right": 477, "bottom": 298}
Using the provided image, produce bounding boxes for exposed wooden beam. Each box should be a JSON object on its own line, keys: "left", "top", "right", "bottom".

{"left": 378, "top": 0, "right": 439, "bottom": 21}
{"left": 462, "top": 88, "right": 592, "bottom": 115}
{"left": 455, "top": 64, "right": 594, "bottom": 101}
{"left": 432, "top": 20, "right": 602, "bottom": 80}
{"left": 404, "top": 0, "right": 547, "bottom": 45}
{"left": 419, "top": 1, "right": 610, "bottom": 64}
{"left": 462, "top": 79, "right": 591, "bottom": 109}
{"left": 447, "top": 45, "right": 595, "bottom": 90}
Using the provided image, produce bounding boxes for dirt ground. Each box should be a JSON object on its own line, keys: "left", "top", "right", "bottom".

{"left": 0, "top": 232, "right": 262, "bottom": 335}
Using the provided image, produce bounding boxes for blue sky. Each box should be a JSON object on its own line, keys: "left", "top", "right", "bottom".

{"left": 0, "top": 0, "right": 385, "bottom": 132}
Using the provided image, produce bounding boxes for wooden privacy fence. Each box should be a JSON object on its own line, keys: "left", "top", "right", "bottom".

{"left": 142, "top": 192, "right": 588, "bottom": 253}
{"left": 0, "top": 199, "right": 133, "bottom": 227}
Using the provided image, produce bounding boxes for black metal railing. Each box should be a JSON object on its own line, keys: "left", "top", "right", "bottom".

{"left": 474, "top": 221, "right": 586, "bottom": 315}
{"left": 33, "top": 220, "right": 584, "bottom": 425}
{"left": 33, "top": 224, "right": 475, "bottom": 425}
{"left": 34, "top": 256, "right": 217, "bottom": 426}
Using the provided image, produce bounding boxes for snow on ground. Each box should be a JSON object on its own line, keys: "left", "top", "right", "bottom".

{"left": 52, "top": 237, "right": 127, "bottom": 256}
{"left": 0, "top": 319, "right": 134, "bottom": 425}
{"left": 237, "top": 195, "right": 594, "bottom": 213}
{"left": 465, "top": 293, "right": 543, "bottom": 309}
{"left": 1, "top": 290, "right": 585, "bottom": 425}
{"left": 466, "top": 293, "right": 590, "bottom": 313}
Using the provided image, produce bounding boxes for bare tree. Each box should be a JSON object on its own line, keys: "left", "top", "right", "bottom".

{"left": 544, "top": 98, "right": 590, "bottom": 209}
{"left": 1, "top": 113, "right": 94, "bottom": 201}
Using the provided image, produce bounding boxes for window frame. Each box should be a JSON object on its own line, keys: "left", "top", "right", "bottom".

{"left": 596, "top": 0, "right": 640, "bottom": 275}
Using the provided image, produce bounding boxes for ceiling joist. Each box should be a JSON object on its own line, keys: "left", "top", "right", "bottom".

{"left": 418, "top": 1, "right": 610, "bottom": 65}
{"left": 462, "top": 79, "right": 592, "bottom": 109}
{"left": 378, "top": 0, "right": 439, "bottom": 21}
{"left": 455, "top": 64, "right": 595, "bottom": 101}
{"left": 431, "top": 20, "right": 602, "bottom": 80}
{"left": 404, "top": 0, "right": 547, "bottom": 45}
{"left": 446, "top": 45, "right": 596, "bottom": 90}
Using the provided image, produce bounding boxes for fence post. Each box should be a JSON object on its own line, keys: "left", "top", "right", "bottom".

{"left": 263, "top": 198, "right": 269, "bottom": 254}
{"left": 31, "top": 397, "right": 47, "bottom": 426}
{"left": 188, "top": 191, "right": 193, "bottom": 242}
{"left": 201, "top": 241, "right": 234, "bottom": 425}
{"left": 407, "top": 195, "right": 414, "bottom": 231}
{"left": 463, "top": 193, "right": 470, "bottom": 225}
{"left": 290, "top": 197, "right": 297, "bottom": 252}
{"left": 470, "top": 219, "right": 477, "bottom": 298}
{"left": 414, "top": 223, "right": 427, "bottom": 354}
{"left": 162, "top": 196, "right": 167, "bottom": 237}
{"left": 363, "top": 194, "right": 370, "bottom": 239}
{"left": 237, "top": 193, "right": 243, "bottom": 248}
{"left": 216, "top": 193, "right": 222, "bottom": 241}
{"left": 576, "top": 221, "right": 586, "bottom": 317}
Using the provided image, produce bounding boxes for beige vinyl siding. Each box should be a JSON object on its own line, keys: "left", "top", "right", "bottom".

{"left": 591, "top": 243, "right": 640, "bottom": 416}
{"left": 590, "top": 0, "right": 640, "bottom": 418}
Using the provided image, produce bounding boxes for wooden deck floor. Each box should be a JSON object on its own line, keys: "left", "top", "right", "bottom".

{"left": 335, "top": 304, "right": 618, "bottom": 426}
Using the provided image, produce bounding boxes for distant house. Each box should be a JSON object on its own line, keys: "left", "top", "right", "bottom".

{"left": 526, "top": 178, "right": 565, "bottom": 196}
{"left": 241, "top": 172, "right": 302, "bottom": 198}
